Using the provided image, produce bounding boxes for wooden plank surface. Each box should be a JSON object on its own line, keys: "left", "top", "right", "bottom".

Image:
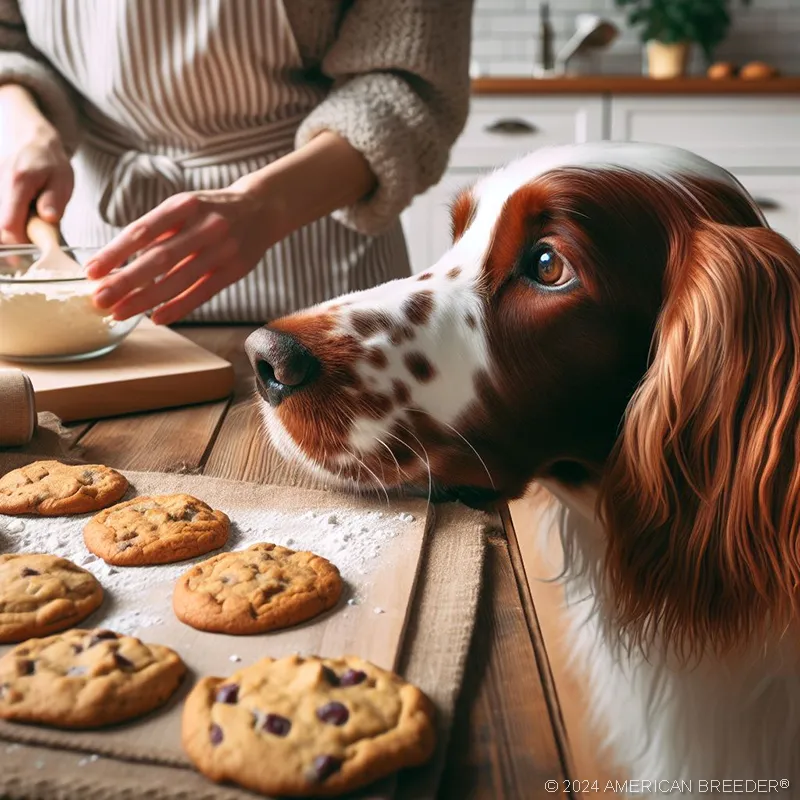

{"left": 471, "top": 75, "right": 800, "bottom": 96}
{"left": 439, "top": 530, "right": 569, "bottom": 799}
{"left": 32, "top": 323, "right": 569, "bottom": 799}
{"left": 509, "top": 490, "right": 624, "bottom": 798}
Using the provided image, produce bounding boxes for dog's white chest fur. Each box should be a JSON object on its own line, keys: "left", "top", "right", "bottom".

{"left": 555, "top": 503, "right": 800, "bottom": 797}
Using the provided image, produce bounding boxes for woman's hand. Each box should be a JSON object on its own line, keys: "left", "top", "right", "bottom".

{"left": 0, "top": 86, "right": 73, "bottom": 244}
{"left": 86, "top": 185, "right": 283, "bottom": 325}
{"left": 88, "top": 131, "right": 377, "bottom": 324}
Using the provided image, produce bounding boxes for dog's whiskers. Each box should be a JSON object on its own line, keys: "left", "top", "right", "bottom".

{"left": 394, "top": 423, "right": 433, "bottom": 505}
{"left": 343, "top": 446, "right": 390, "bottom": 505}
{"left": 404, "top": 407, "right": 495, "bottom": 490}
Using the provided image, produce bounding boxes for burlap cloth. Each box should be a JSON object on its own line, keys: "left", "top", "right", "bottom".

{"left": 0, "top": 422, "right": 490, "bottom": 799}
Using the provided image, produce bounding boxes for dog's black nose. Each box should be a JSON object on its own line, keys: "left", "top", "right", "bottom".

{"left": 245, "top": 327, "right": 320, "bottom": 408}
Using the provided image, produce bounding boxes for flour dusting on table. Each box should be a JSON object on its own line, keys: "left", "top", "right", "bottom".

{"left": 0, "top": 505, "right": 418, "bottom": 634}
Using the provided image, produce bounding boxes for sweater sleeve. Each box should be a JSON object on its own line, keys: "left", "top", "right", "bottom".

{"left": 0, "top": 0, "right": 81, "bottom": 155}
{"left": 295, "top": 0, "right": 474, "bottom": 236}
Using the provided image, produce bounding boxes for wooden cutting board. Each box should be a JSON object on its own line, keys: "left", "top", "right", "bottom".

{"left": 0, "top": 458, "right": 432, "bottom": 799}
{"left": 0, "top": 319, "right": 235, "bottom": 422}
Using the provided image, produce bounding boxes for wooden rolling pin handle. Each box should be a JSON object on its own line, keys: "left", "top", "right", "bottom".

{"left": 0, "top": 369, "right": 37, "bottom": 447}
{"left": 26, "top": 215, "right": 63, "bottom": 254}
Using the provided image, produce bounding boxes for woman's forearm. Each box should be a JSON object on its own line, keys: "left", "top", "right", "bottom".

{"left": 232, "top": 131, "right": 377, "bottom": 241}
{"left": 0, "top": 84, "right": 55, "bottom": 151}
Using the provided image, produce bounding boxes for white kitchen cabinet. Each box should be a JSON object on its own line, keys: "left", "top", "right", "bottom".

{"left": 610, "top": 97, "right": 800, "bottom": 170}
{"left": 449, "top": 96, "right": 606, "bottom": 169}
{"left": 402, "top": 171, "right": 484, "bottom": 273}
{"left": 734, "top": 173, "right": 800, "bottom": 247}
{"left": 401, "top": 94, "right": 800, "bottom": 273}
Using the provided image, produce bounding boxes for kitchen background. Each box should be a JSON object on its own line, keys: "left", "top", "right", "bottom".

{"left": 402, "top": 0, "right": 800, "bottom": 273}
{"left": 471, "top": 0, "right": 800, "bottom": 76}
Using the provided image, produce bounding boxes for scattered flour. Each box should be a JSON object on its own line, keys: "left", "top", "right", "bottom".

{"left": 0, "top": 505, "right": 418, "bottom": 635}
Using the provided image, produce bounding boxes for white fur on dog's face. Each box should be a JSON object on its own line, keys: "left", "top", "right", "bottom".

{"left": 255, "top": 142, "right": 757, "bottom": 501}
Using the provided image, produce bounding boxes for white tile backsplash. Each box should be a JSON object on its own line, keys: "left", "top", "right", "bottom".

{"left": 472, "top": 0, "right": 800, "bottom": 76}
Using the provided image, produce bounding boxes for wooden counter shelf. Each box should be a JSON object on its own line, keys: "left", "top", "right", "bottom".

{"left": 471, "top": 75, "right": 800, "bottom": 96}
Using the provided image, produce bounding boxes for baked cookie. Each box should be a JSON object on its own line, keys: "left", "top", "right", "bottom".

{"left": 0, "top": 460, "right": 128, "bottom": 516}
{"left": 0, "top": 554, "right": 104, "bottom": 644}
{"left": 182, "top": 654, "right": 436, "bottom": 797}
{"left": 83, "top": 494, "right": 230, "bottom": 566}
{"left": 173, "top": 543, "right": 342, "bottom": 635}
{"left": 0, "top": 628, "right": 187, "bottom": 729}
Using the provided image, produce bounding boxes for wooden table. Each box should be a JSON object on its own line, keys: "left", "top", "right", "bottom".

{"left": 55, "top": 325, "right": 572, "bottom": 800}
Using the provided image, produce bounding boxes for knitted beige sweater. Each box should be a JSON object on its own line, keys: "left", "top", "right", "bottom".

{"left": 0, "top": 0, "right": 474, "bottom": 235}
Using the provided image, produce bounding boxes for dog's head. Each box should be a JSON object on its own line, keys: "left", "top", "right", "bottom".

{"left": 248, "top": 142, "right": 800, "bottom": 653}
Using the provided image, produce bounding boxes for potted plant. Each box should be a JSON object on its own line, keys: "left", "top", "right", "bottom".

{"left": 614, "top": 0, "right": 752, "bottom": 79}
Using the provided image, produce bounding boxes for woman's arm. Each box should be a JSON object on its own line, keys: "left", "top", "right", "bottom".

{"left": 0, "top": 1, "right": 81, "bottom": 155}
{"left": 0, "top": 2, "right": 79, "bottom": 240}
{"left": 233, "top": 130, "right": 377, "bottom": 245}
{"left": 0, "top": 84, "right": 74, "bottom": 241}
{"left": 290, "top": 0, "right": 475, "bottom": 235}
{"left": 85, "top": 131, "right": 377, "bottom": 325}
{"left": 0, "top": 84, "right": 46, "bottom": 132}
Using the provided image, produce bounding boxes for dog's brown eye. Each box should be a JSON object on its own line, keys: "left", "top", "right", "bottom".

{"left": 525, "top": 245, "right": 574, "bottom": 288}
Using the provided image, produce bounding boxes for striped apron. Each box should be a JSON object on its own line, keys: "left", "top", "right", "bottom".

{"left": 18, "top": 0, "right": 410, "bottom": 322}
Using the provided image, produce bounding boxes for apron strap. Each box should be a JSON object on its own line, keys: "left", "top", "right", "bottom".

{"left": 99, "top": 150, "right": 185, "bottom": 228}
{"left": 89, "top": 113, "right": 308, "bottom": 228}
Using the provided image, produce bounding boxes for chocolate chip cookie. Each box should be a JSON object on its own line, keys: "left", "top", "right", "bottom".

{"left": 0, "top": 554, "right": 104, "bottom": 644}
{"left": 173, "top": 543, "right": 342, "bottom": 635}
{"left": 182, "top": 654, "right": 436, "bottom": 797}
{"left": 0, "top": 628, "right": 187, "bottom": 729}
{"left": 83, "top": 494, "right": 230, "bottom": 566}
{"left": 0, "top": 460, "right": 128, "bottom": 516}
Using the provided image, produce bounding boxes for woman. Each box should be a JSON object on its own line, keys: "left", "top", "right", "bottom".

{"left": 0, "top": 1, "right": 473, "bottom": 324}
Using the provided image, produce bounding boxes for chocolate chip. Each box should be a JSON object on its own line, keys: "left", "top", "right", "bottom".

{"left": 67, "top": 666, "right": 87, "bottom": 677}
{"left": 316, "top": 701, "right": 349, "bottom": 726}
{"left": 72, "top": 644, "right": 83, "bottom": 655}
{"left": 321, "top": 665, "right": 339, "bottom": 686}
{"left": 17, "top": 660, "right": 35, "bottom": 676}
{"left": 261, "top": 712, "right": 291, "bottom": 737}
{"left": 215, "top": 683, "right": 239, "bottom": 704}
{"left": 339, "top": 668, "right": 367, "bottom": 687}
{"left": 312, "top": 754, "right": 342, "bottom": 782}
{"left": 19, "top": 567, "right": 39, "bottom": 577}
{"left": 87, "top": 629, "right": 118, "bottom": 647}
{"left": 113, "top": 652, "right": 134, "bottom": 670}
{"left": 210, "top": 723, "right": 224, "bottom": 745}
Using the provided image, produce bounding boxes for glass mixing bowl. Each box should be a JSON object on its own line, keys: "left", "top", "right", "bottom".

{"left": 0, "top": 246, "right": 143, "bottom": 363}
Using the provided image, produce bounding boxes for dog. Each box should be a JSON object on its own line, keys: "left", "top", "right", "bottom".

{"left": 246, "top": 142, "right": 800, "bottom": 791}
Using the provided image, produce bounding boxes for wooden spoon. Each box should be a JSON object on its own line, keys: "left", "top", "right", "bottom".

{"left": 25, "top": 215, "right": 83, "bottom": 277}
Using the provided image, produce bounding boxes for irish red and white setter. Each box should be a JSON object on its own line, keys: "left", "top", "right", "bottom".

{"left": 247, "top": 143, "right": 800, "bottom": 789}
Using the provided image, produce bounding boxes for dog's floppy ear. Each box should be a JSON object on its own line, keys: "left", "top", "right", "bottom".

{"left": 599, "top": 221, "right": 800, "bottom": 657}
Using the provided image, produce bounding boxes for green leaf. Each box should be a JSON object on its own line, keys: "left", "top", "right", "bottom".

{"left": 616, "top": 0, "right": 744, "bottom": 48}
